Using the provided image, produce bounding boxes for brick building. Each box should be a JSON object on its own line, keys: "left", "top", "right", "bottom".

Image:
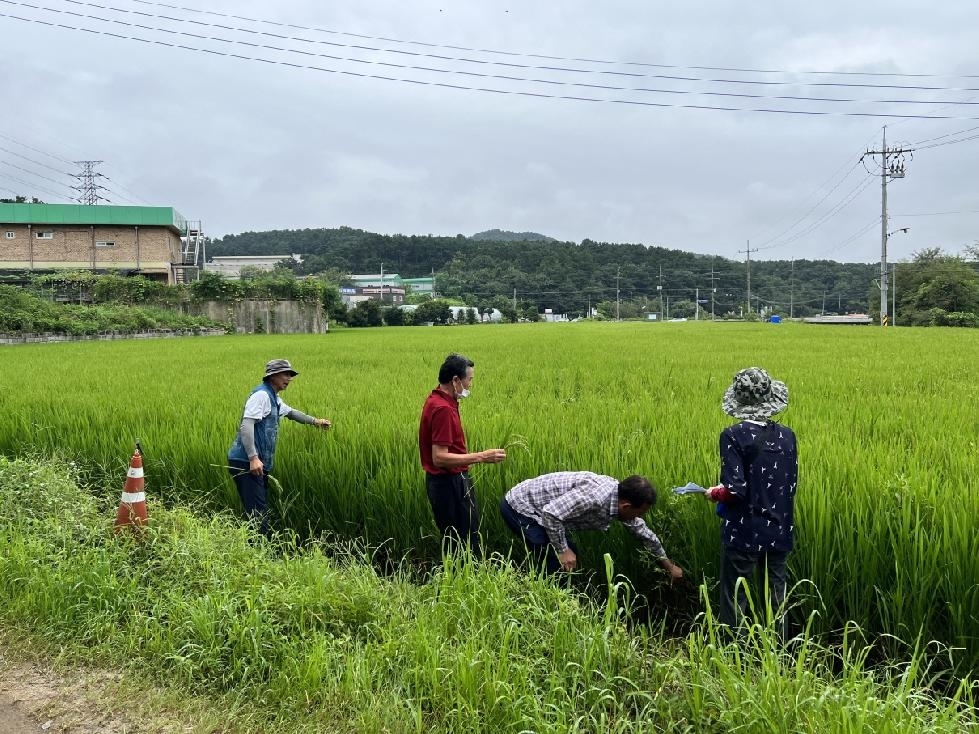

{"left": 0, "top": 203, "right": 200, "bottom": 284}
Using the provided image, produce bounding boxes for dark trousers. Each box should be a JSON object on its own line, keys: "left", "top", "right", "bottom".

{"left": 719, "top": 546, "right": 789, "bottom": 640}
{"left": 229, "top": 459, "right": 270, "bottom": 537}
{"left": 426, "top": 472, "right": 481, "bottom": 558}
{"left": 500, "top": 498, "right": 577, "bottom": 575}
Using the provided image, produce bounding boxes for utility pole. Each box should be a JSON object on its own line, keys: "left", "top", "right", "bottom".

{"left": 738, "top": 240, "right": 754, "bottom": 313}
{"left": 864, "top": 126, "right": 911, "bottom": 326}
{"left": 657, "top": 265, "right": 664, "bottom": 322}
{"left": 789, "top": 259, "right": 795, "bottom": 319}
{"left": 379, "top": 263, "right": 384, "bottom": 304}
{"left": 706, "top": 259, "right": 720, "bottom": 320}
{"left": 72, "top": 160, "right": 108, "bottom": 205}
{"left": 695, "top": 287, "right": 700, "bottom": 320}
{"left": 892, "top": 264, "right": 897, "bottom": 325}
{"left": 615, "top": 267, "right": 621, "bottom": 321}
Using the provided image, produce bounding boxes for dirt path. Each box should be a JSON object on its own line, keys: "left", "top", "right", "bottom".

{"left": 0, "top": 689, "right": 46, "bottom": 734}
{"left": 0, "top": 648, "right": 201, "bottom": 734}
{"left": 0, "top": 657, "right": 102, "bottom": 733}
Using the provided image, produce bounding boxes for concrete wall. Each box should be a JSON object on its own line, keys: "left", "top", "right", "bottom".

{"left": 182, "top": 299, "right": 327, "bottom": 334}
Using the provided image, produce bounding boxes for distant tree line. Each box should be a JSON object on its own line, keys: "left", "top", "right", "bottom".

{"left": 211, "top": 226, "right": 884, "bottom": 318}
{"left": 888, "top": 247, "right": 979, "bottom": 327}
{"left": 10, "top": 228, "right": 975, "bottom": 331}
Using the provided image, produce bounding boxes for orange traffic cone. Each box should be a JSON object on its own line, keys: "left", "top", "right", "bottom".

{"left": 114, "top": 446, "right": 148, "bottom": 534}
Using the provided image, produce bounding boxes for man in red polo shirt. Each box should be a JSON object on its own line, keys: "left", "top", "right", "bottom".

{"left": 419, "top": 353, "right": 506, "bottom": 558}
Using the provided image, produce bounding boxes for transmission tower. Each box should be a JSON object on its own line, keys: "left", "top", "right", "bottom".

{"left": 72, "top": 160, "right": 109, "bottom": 204}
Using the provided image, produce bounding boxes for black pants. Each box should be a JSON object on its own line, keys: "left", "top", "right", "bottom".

{"left": 228, "top": 459, "right": 270, "bottom": 537}
{"left": 719, "top": 546, "right": 789, "bottom": 641}
{"left": 425, "top": 472, "right": 481, "bottom": 558}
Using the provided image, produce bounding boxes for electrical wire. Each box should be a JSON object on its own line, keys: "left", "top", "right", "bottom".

{"left": 747, "top": 127, "right": 882, "bottom": 252}
{"left": 812, "top": 218, "right": 881, "bottom": 259}
{"left": 0, "top": 133, "right": 154, "bottom": 205}
{"left": 101, "top": 171, "right": 153, "bottom": 204}
{"left": 914, "top": 132, "right": 979, "bottom": 150}
{"left": 892, "top": 209, "right": 979, "bottom": 217}
{"left": 0, "top": 184, "right": 28, "bottom": 198}
{"left": 0, "top": 160, "right": 76, "bottom": 195}
{"left": 911, "top": 124, "right": 979, "bottom": 146}
{"left": 44, "top": 0, "right": 979, "bottom": 97}
{"left": 0, "top": 171, "right": 72, "bottom": 200}
{"left": 123, "top": 0, "right": 979, "bottom": 82}
{"left": 754, "top": 174, "right": 876, "bottom": 254}
{"left": 0, "top": 144, "right": 74, "bottom": 176}
{"left": 4, "top": 4, "right": 979, "bottom": 119}
{"left": 754, "top": 158, "right": 864, "bottom": 249}
{"left": 0, "top": 132, "right": 75, "bottom": 166}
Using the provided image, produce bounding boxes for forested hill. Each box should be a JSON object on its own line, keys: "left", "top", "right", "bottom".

{"left": 210, "top": 226, "right": 878, "bottom": 317}
{"left": 469, "top": 229, "right": 556, "bottom": 242}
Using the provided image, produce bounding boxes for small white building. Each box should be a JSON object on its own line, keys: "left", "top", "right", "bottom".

{"left": 541, "top": 308, "right": 569, "bottom": 322}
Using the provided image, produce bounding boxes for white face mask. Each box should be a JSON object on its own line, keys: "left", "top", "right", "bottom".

{"left": 457, "top": 388, "right": 470, "bottom": 400}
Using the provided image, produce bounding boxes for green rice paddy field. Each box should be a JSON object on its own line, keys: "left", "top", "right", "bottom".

{"left": 2, "top": 321, "right": 977, "bottom": 673}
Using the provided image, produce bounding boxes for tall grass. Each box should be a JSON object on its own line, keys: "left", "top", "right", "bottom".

{"left": 0, "top": 455, "right": 974, "bottom": 732}
{"left": 2, "top": 322, "right": 978, "bottom": 673}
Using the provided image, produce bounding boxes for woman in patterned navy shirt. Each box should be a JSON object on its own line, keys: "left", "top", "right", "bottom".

{"left": 706, "top": 367, "right": 798, "bottom": 641}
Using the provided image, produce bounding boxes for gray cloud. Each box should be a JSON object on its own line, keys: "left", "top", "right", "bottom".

{"left": 2, "top": 0, "right": 977, "bottom": 263}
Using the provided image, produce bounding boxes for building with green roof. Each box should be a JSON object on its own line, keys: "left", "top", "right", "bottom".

{"left": 0, "top": 203, "right": 202, "bottom": 283}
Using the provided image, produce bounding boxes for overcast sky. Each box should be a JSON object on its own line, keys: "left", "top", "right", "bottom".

{"left": 2, "top": 0, "right": 978, "bottom": 263}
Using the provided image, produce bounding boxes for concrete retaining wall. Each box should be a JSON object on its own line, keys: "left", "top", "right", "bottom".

{"left": 180, "top": 300, "right": 328, "bottom": 334}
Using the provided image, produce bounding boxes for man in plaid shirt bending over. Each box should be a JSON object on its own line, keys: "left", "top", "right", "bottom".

{"left": 500, "top": 471, "right": 683, "bottom": 580}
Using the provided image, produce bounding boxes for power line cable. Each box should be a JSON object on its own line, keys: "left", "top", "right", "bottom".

{"left": 5, "top": 7, "right": 979, "bottom": 120}
{"left": 0, "top": 132, "right": 150, "bottom": 204}
{"left": 0, "top": 131, "right": 75, "bottom": 165}
{"left": 0, "top": 171, "right": 72, "bottom": 200}
{"left": 100, "top": 171, "right": 154, "bottom": 204}
{"left": 914, "top": 132, "right": 979, "bottom": 150}
{"left": 0, "top": 184, "right": 29, "bottom": 198}
{"left": 0, "top": 159, "right": 76, "bottom": 194}
{"left": 123, "top": 0, "right": 979, "bottom": 82}
{"left": 747, "top": 127, "right": 880, "bottom": 252}
{"left": 892, "top": 209, "right": 979, "bottom": 217}
{"left": 911, "top": 124, "right": 979, "bottom": 146}
{"left": 45, "top": 0, "right": 979, "bottom": 98}
{"left": 0, "top": 144, "right": 74, "bottom": 176}
{"left": 22, "top": 0, "right": 979, "bottom": 101}
{"left": 754, "top": 158, "right": 864, "bottom": 249}
{"left": 812, "top": 218, "right": 881, "bottom": 259}
{"left": 756, "top": 175, "right": 876, "bottom": 253}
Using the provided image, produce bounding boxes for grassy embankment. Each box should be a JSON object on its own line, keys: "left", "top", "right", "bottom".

{"left": 0, "top": 454, "right": 974, "bottom": 732}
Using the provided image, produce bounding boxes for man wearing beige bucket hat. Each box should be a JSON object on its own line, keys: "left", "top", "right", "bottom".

{"left": 227, "top": 359, "right": 332, "bottom": 536}
{"left": 705, "top": 366, "right": 798, "bottom": 640}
